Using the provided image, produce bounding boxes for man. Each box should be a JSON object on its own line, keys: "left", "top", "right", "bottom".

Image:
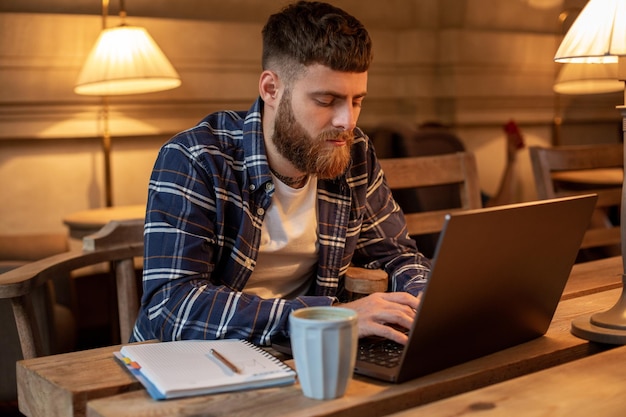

{"left": 131, "top": 1, "right": 430, "bottom": 347}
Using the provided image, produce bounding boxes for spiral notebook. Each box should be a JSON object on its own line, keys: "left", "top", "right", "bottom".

{"left": 115, "top": 339, "right": 296, "bottom": 400}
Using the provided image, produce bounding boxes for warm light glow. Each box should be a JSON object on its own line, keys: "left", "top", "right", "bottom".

{"left": 554, "top": 0, "right": 626, "bottom": 63}
{"left": 554, "top": 63, "right": 623, "bottom": 94}
{"left": 523, "top": 0, "right": 563, "bottom": 10}
{"left": 75, "top": 26, "right": 181, "bottom": 96}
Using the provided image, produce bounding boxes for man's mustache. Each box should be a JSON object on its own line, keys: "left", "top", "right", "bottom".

{"left": 318, "top": 130, "right": 354, "bottom": 142}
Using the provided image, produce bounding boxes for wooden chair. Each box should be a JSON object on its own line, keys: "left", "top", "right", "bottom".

{"left": 1, "top": 233, "right": 71, "bottom": 405}
{"left": 529, "top": 144, "right": 623, "bottom": 254}
{"left": 368, "top": 122, "right": 468, "bottom": 218}
{"left": 0, "top": 233, "right": 73, "bottom": 354}
{"left": 0, "top": 219, "right": 144, "bottom": 360}
{"left": 379, "top": 152, "right": 483, "bottom": 237}
{"left": 345, "top": 152, "right": 482, "bottom": 298}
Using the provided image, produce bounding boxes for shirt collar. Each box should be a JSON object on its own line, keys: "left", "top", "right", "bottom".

{"left": 242, "top": 97, "right": 273, "bottom": 193}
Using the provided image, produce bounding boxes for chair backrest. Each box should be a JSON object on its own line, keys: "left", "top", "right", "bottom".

{"left": 369, "top": 123, "right": 468, "bottom": 215}
{"left": 379, "top": 152, "right": 483, "bottom": 237}
{"left": 0, "top": 219, "right": 144, "bottom": 360}
{"left": 529, "top": 144, "right": 623, "bottom": 251}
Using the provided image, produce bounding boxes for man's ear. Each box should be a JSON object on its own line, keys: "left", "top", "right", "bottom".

{"left": 259, "top": 70, "right": 280, "bottom": 108}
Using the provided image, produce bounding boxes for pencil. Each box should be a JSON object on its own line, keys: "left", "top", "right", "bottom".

{"left": 209, "top": 348, "right": 242, "bottom": 374}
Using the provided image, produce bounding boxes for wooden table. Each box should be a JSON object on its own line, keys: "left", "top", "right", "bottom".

{"left": 63, "top": 205, "right": 145, "bottom": 239}
{"left": 388, "top": 343, "right": 626, "bottom": 417}
{"left": 552, "top": 168, "right": 623, "bottom": 187}
{"left": 16, "top": 257, "right": 624, "bottom": 417}
{"left": 560, "top": 255, "right": 623, "bottom": 299}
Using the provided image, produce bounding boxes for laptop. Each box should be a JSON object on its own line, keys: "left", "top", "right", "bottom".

{"left": 274, "top": 194, "right": 597, "bottom": 383}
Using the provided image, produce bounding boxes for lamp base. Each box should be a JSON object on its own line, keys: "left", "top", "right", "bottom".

{"left": 571, "top": 274, "right": 626, "bottom": 344}
{"left": 571, "top": 315, "right": 626, "bottom": 344}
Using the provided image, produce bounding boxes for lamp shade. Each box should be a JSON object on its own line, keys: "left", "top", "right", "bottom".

{"left": 554, "top": 62, "right": 623, "bottom": 94}
{"left": 554, "top": 0, "right": 626, "bottom": 63}
{"left": 75, "top": 26, "right": 181, "bottom": 96}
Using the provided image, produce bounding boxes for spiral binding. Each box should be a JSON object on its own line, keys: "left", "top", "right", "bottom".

{"left": 241, "top": 340, "right": 294, "bottom": 374}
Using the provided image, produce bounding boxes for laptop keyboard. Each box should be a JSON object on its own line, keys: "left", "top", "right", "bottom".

{"left": 358, "top": 338, "right": 404, "bottom": 368}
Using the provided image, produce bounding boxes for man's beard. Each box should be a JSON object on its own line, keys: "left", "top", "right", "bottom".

{"left": 272, "top": 92, "right": 354, "bottom": 180}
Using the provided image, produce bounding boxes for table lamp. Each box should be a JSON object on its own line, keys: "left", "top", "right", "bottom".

{"left": 74, "top": 0, "right": 181, "bottom": 207}
{"left": 554, "top": 0, "right": 626, "bottom": 344}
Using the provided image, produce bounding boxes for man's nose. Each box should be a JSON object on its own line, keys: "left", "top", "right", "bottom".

{"left": 333, "top": 103, "right": 358, "bottom": 131}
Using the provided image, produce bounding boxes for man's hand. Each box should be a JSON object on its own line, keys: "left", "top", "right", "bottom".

{"left": 339, "top": 292, "right": 421, "bottom": 345}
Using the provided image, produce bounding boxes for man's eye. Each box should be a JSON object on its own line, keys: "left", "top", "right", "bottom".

{"left": 315, "top": 99, "right": 333, "bottom": 107}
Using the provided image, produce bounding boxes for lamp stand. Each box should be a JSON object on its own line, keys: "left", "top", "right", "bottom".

{"left": 571, "top": 57, "right": 626, "bottom": 344}
{"left": 101, "top": 96, "right": 113, "bottom": 207}
{"left": 100, "top": 0, "right": 112, "bottom": 207}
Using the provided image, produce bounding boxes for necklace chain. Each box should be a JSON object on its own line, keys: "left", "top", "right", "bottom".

{"left": 269, "top": 167, "right": 308, "bottom": 187}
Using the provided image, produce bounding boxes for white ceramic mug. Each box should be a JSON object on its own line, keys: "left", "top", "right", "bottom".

{"left": 289, "top": 306, "right": 358, "bottom": 400}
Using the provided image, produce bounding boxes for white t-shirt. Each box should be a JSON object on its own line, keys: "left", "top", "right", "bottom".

{"left": 243, "top": 174, "right": 319, "bottom": 299}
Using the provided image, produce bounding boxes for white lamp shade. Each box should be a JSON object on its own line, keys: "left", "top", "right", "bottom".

{"left": 554, "top": 0, "right": 626, "bottom": 63}
{"left": 75, "top": 26, "right": 181, "bottom": 96}
{"left": 554, "top": 62, "right": 623, "bottom": 94}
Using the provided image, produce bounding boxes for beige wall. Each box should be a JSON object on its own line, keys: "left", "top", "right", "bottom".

{"left": 0, "top": 0, "right": 623, "bottom": 235}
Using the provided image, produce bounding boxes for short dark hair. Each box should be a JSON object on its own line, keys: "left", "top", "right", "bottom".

{"left": 262, "top": 1, "right": 372, "bottom": 81}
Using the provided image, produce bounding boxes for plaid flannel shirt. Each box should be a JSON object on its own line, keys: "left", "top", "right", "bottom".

{"left": 131, "top": 97, "right": 431, "bottom": 346}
